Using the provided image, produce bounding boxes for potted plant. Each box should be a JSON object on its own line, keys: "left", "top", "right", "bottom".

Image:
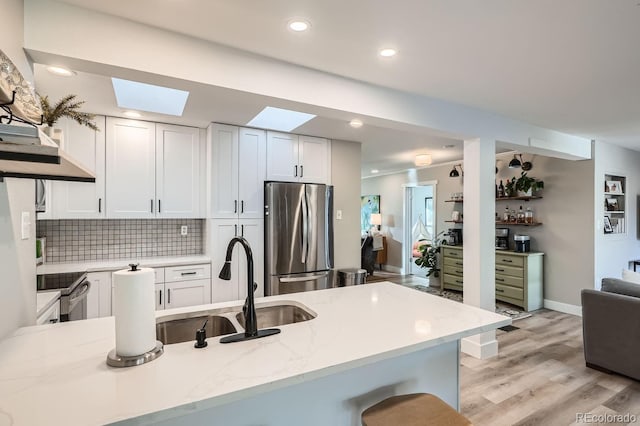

{"left": 38, "top": 94, "right": 99, "bottom": 143}
{"left": 414, "top": 231, "right": 445, "bottom": 288}
{"left": 504, "top": 177, "right": 516, "bottom": 197}
{"left": 515, "top": 171, "right": 544, "bottom": 196}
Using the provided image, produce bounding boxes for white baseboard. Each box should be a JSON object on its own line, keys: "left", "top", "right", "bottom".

{"left": 382, "top": 265, "right": 402, "bottom": 274}
{"left": 461, "top": 335, "right": 499, "bottom": 359}
{"left": 543, "top": 299, "right": 582, "bottom": 317}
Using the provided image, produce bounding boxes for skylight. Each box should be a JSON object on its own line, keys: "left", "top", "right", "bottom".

{"left": 111, "top": 78, "right": 189, "bottom": 116}
{"left": 247, "top": 107, "right": 316, "bottom": 132}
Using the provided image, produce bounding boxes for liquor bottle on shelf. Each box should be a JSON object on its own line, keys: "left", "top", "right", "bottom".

{"left": 517, "top": 205, "right": 525, "bottom": 223}
{"left": 498, "top": 180, "right": 505, "bottom": 198}
{"left": 503, "top": 206, "right": 510, "bottom": 222}
{"left": 510, "top": 209, "right": 516, "bottom": 223}
{"left": 525, "top": 207, "right": 534, "bottom": 224}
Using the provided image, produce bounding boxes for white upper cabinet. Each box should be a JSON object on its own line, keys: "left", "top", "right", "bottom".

{"left": 266, "top": 131, "right": 330, "bottom": 184}
{"left": 299, "top": 135, "right": 330, "bottom": 184}
{"left": 106, "top": 118, "right": 204, "bottom": 219}
{"left": 238, "top": 127, "right": 266, "bottom": 218}
{"left": 51, "top": 116, "right": 106, "bottom": 219}
{"left": 266, "top": 132, "right": 298, "bottom": 182}
{"left": 209, "top": 124, "right": 265, "bottom": 219}
{"left": 156, "top": 124, "right": 202, "bottom": 218}
{"left": 106, "top": 118, "right": 156, "bottom": 218}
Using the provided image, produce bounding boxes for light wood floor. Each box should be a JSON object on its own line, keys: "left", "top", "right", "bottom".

{"left": 374, "top": 272, "right": 640, "bottom": 425}
{"left": 461, "top": 309, "right": 640, "bottom": 425}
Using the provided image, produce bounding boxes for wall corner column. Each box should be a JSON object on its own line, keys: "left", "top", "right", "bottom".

{"left": 461, "top": 138, "right": 498, "bottom": 359}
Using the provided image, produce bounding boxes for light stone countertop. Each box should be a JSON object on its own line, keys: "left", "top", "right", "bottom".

{"left": 0, "top": 282, "right": 510, "bottom": 426}
{"left": 36, "top": 255, "right": 212, "bottom": 274}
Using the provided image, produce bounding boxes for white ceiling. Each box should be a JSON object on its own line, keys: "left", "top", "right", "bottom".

{"left": 36, "top": 0, "right": 640, "bottom": 174}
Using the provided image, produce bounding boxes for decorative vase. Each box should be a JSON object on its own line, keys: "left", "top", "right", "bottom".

{"left": 428, "top": 274, "right": 441, "bottom": 289}
{"left": 517, "top": 189, "right": 533, "bottom": 197}
{"left": 42, "top": 126, "right": 63, "bottom": 145}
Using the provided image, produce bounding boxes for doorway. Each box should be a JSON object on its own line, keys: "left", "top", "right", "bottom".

{"left": 403, "top": 181, "right": 437, "bottom": 275}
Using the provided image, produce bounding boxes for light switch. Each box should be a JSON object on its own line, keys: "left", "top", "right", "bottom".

{"left": 21, "top": 211, "right": 31, "bottom": 240}
{"left": 336, "top": 210, "right": 343, "bottom": 220}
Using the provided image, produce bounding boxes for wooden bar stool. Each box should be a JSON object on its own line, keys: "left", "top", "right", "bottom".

{"left": 362, "top": 393, "right": 471, "bottom": 426}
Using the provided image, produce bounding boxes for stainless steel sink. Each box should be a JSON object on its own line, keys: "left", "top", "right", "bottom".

{"left": 236, "top": 304, "right": 316, "bottom": 329}
{"left": 156, "top": 315, "right": 237, "bottom": 345}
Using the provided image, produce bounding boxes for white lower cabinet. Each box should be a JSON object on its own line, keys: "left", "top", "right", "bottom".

{"left": 155, "top": 264, "right": 211, "bottom": 310}
{"left": 36, "top": 300, "right": 60, "bottom": 325}
{"left": 210, "top": 219, "right": 264, "bottom": 303}
{"left": 86, "top": 271, "right": 112, "bottom": 319}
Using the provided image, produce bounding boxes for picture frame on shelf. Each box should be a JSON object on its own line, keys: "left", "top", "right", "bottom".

{"left": 604, "top": 216, "right": 613, "bottom": 234}
{"left": 606, "top": 198, "right": 619, "bottom": 211}
{"left": 605, "top": 180, "right": 623, "bottom": 194}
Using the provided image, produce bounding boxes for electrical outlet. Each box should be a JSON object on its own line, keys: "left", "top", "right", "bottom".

{"left": 180, "top": 225, "right": 188, "bottom": 236}
{"left": 336, "top": 210, "right": 343, "bottom": 220}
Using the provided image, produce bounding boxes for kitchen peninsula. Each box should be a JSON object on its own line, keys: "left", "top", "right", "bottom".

{"left": 0, "top": 283, "right": 509, "bottom": 425}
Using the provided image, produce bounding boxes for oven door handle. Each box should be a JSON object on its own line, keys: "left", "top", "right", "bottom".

{"left": 69, "top": 280, "right": 91, "bottom": 305}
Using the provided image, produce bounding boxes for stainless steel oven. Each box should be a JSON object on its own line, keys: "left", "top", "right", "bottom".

{"left": 37, "top": 272, "right": 91, "bottom": 322}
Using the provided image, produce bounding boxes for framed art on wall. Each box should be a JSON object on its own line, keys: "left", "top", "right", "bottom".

{"left": 361, "top": 195, "right": 380, "bottom": 234}
{"left": 604, "top": 216, "right": 613, "bottom": 234}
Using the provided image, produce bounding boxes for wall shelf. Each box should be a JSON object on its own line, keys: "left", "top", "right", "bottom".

{"left": 445, "top": 196, "right": 543, "bottom": 203}
{"left": 604, "top": 174, "right": 626, "bottom": 234}
{"left": 495, "top": 221, "right": 543, "bottom": 226}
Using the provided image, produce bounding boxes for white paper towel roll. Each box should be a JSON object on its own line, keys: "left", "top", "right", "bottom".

{"left": 113, "top": 267, "right": 156, "bottom": 357}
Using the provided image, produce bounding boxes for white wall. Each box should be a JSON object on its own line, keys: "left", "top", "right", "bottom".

{"left": 0, "top": 0, "right": 37, "bottom": 339}
{"left": 593, "top": 141, "right": 640, "bottom": 289}
{"left": 332, "top": 140, "right": 361, "bottom": 270}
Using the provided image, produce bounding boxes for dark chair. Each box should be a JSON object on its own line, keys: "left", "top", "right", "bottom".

{"left": 360, "top": 236, "right": 377, "bottom": 275}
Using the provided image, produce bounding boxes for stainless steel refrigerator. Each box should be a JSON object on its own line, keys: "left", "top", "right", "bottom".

{"left": 265, "top": 182, "right": 334, "bottom": 296}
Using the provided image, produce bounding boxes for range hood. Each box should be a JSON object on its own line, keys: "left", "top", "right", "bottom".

{"left": 0, "top": 124, "right": 95, "bottom": 182}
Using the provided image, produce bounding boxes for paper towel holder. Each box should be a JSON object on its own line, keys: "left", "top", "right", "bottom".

{"left": 107, "top": 341, "right": 164, "bottom": 368}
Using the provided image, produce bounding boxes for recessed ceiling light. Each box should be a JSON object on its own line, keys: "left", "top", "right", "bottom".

{"left": 349, "top": 119, "right": 363, "bottom": 128}
{"left": 111, "top": 78, "right": 189, "bottom": 116}
{"left": 123, "top": 111, "right": 142, "bottom": 118}
{"left": 47, "top": 66, "right": 76, "bottom": 77}
{"left": 379, "top": 48, "right": 397, "bottom": 58}
{"left": 288, "top": 19, "right": 310, "bottom": 32}
{"left": 247, "top": 106, "right": 316, "bottom": 132}
{"left": 371, "top": 169, "right": 379, "bottom": 174}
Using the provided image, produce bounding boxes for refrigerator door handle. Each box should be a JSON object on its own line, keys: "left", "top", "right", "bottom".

{"left": 279, "top": 272, "right": 328, "bottom": 283}
{"left": 301, "top": 192, "right": 308, "bottom": 264}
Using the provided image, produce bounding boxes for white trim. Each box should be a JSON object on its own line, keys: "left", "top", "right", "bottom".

{"left": 461, "top": 336, "right": 499, "bottom": 360}
{"left": 543, "top": 299, "right": 582, "bottom": 317}
{"left": 402, "top": 182, "right": 438, "bottom": 275}
{"left": 382, "top": 264, "right": 402, "bottom": 274}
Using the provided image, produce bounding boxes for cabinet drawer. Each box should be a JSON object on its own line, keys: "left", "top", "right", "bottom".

{"left": 443, "top": 257, "right": 464, "bottom": 268}
{"left": 443, "top": 273, "right": 464, "bottom": 288}
{"left": 495, "top": 284, "right": 523, "bottom": 301}
{"left": 441, "top": 247, "right": 463, "bottom": 259}
{"left": 496, "top": 254, "right": 524, "bottom": 267}
{"left": 495, "top": 264, "right": 523, "bottom": 278}
{"left": 495, "top": 274, "right": 524, "bottom": 288}
{"left": 165, "top": 264, "right": 211, "bottom": 282}
{"left": 443, "top": 282, "right": 463, "bottom": 292}
{"left": 154, "top": 268, "right": 165, "bottom": 284}
{"left": 442, "top": 264, "right": 464, "bottom": 277}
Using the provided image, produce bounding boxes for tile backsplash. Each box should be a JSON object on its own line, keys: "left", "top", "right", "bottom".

{"left": 37, "top": 219, "right": 204, "bottom": 263}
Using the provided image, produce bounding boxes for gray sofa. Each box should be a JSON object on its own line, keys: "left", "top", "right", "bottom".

{"left": 581, "top": 278, "right": 640, "bottom": 380}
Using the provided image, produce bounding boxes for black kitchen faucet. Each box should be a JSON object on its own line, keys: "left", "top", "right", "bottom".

{"left": 218, "top": 237, "right": 281, "bottom": 343}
